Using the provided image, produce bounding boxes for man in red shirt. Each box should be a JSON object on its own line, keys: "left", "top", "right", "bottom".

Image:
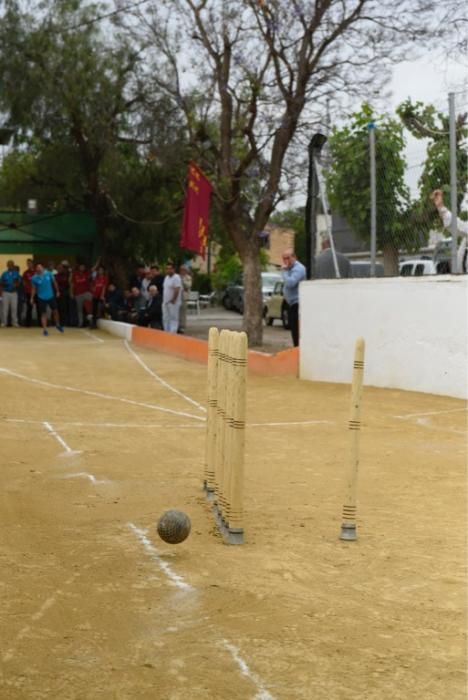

{"left": 91, "top": 265, "right": 108, "bottom": 328}
{"left": 22, "top": 258, "right": 37, "bottom": 327}
{"left": 71, "top": 263, "right": 92, "bottom": 327}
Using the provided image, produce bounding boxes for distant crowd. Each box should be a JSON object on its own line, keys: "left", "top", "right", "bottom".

{"left": 0, "top": 258, "right": 193, "bottom": 336}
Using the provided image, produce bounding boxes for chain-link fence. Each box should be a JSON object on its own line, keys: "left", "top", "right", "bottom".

{"left": 313, "top": 90, "right": 468, "bottom": 278}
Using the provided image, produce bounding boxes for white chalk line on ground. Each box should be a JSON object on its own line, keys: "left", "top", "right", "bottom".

{"left": 42, "top": 421, "right": 81, "bottom": 456}
{"left": 2, "top": 570, "right": 82, "bottom": 663}
{"left": 415, "top": 416, "right": 466, "bottom": 436}
{"left": 393, "top": 407, "right": 467, "bottom": 419}
{"left": 64, "top": 472, "right": 108, "bottom": 485}
{"left": 123, "top": 339, "right": 206, "bottom": 413}
{"left": 221, "top": 640, "right": 276, "bottom": 700}
{"left": 7, "top": 418, "right": 204, "bottom": 429}
{"left": 128, "top": 523, "right": 193, "bottom": 592}
{"left": 129, "top": 523, "right": 277, "bottom": 697}
{"left": 82, "top": 330, "right": 105, "bottom": 344}
{"left": 0, "top": 367, "right": 204, "bottom": 422}
{"left": 6, "top": 417, "right": 332, "bottom": 430}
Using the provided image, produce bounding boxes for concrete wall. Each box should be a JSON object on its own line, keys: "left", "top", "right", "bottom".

{"left": 299, "top": 275, "right": 468, "bottom": 399}
{"left": 98, "top": 319, "right": 133, "bottom": 341}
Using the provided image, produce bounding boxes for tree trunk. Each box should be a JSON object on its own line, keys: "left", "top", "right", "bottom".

{"left": 241, "top": 238, "right": 263, "bottom": 347}
{"left": 382, "top": 241, "right": 399, "bottom": 276}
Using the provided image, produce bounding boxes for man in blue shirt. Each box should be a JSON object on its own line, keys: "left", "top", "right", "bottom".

{"left": 1, "top": 260, "right": 21, "bottom": 328}
{"left": 31, "top": 264, "right": 64, "bottom": 336}
{"left": 281, "top": 249, "right": 306, "bottom": 347}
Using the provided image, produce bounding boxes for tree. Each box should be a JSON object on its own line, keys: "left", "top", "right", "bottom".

{"left": 397, "top": 99, "right": 468, "bottom": 223}
{"left": 326, "top": 104, "right": 412, "bottom": 274}
{"left": 0, "top": 0, "right": 187, "bottom": 279}
{"left": 132, "top": 0, "right": 439, "bottom": 344}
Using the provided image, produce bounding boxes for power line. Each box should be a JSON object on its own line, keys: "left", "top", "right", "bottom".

{"left": 56, "top": 0, "right": 151, "bottom": 33}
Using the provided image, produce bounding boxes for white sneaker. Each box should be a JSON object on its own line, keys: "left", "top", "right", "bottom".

{"left": 0, "top": 323, "right": 5, "bottom": 328}
{"left": 13, "top": 323, "right": 20, "bottom": 328}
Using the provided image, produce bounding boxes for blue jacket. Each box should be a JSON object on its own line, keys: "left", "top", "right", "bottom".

{"left": 282, "top": 260, "right": 306, "bottom": 305}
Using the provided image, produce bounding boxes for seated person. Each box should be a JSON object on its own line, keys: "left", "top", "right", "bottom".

{"left": 137, "top": 285, "right": 162, "bottom": 329}
{"left": 126, "top": 286, "right": 146, "bottom": 324}
{"left": 103, "top": 283, "right": 126, "bottom": 321}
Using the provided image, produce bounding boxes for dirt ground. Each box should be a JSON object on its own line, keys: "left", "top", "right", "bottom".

{"left": 0, "top": 328, "right": 466, "bottom": 700}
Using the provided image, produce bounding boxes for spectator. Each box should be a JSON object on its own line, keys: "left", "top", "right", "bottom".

{"left": 431, "top": 189, "right": 468, "bottom": 273}
{"left": 281, "top": 249, "right": 306, "bottom": 348}
{"left": 22, "top": 258, "right": 37, "bottom": 327}
{"left": 137, "top": 285, "right": 162, "bottom": 328}
{"left": 140, "top": 268, "right": 153, "bottom": 301}
{"left": 55, "top": 262, "right": 71, "bottom": 326}
{"left": 129, "top": 264, "right": 146, "bottom": 290}
{"left": 1, "top": 259, "right": 21, "bottom": 328}
{"left": 90, "top": 265, "right": 108, "bottom": 328}
{"left": 178, "top": 265, "right": 192, "bottom": 334}
{"left": 315, "top": 236, "right": 351, "bottom": 279}
{"left": 71, "top": 263, "right": 92, "bottom": 327}
{"left": 103, "top": 283, "right": 126, "bottom": 321}
{"left": 162, "top": 261, "right": 182, "bottom": 333}
{"left": 127, "top": 286, "right": 146, "bottom": 324}
{"left": 31, "top": 263, "right": 64, "bottom": 336}
{"left": 149, "top": 264, "right": 165, "bottom": 296}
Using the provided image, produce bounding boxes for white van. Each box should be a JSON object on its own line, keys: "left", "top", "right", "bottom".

{"left": 399, "top": 259, "right": 436, "bottom": 276}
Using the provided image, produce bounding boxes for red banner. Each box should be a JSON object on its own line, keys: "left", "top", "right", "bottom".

{"left": 180, "top": 161, "right": 213, "bottom": 258}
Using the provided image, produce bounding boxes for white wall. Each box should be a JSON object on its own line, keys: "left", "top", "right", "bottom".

{"left": 98, "top": 319, "right": 133, "bottom": 341}
{"left": 299, "top": 276, "right": 468, "bottom": 399}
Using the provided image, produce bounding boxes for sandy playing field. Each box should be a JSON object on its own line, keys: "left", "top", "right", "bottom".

{"left": 1, "top": 328, "right": 466, "bottom": 699}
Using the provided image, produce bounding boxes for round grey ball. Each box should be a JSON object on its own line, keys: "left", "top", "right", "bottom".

{"left": 157, "top": 510, "right": 191, "bottom": 544}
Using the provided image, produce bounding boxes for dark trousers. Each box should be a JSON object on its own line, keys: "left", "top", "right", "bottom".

{"left": 24, "top": 298, "right": 41, "bottom": 327}
{"left": 57, "top": 294, "right": 70, "bottom": 326}
{"left": 288, "top": 302, "right": 299, "bottom": 347}
{"left": 92, "top": 297, "right": 102, "bottom": 326}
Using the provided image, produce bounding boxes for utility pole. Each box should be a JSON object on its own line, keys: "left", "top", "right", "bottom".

{"left": 368, "top": 121, "right": 377, "bottom": 277}
{"left": 305, "top": 133, "right": 327, "bottom": 279}
{"left": 448, "top": 92, "right": 458, "bottom": 273}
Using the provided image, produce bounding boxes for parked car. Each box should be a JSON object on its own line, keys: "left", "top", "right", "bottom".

{"left": 264, "top": 281, "right": 290, "bottom": 329}
{"left": 350, "top": 261, "right": 384, "bottom": 277}
{"left": 222, "top": 271, "right": 282, "bottom": 313}
{"left": 399, "top": 259, "right": 436, "bottom": 276}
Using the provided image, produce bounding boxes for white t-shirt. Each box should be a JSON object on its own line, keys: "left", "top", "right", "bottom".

{"left": 163, "top": 273, "right": 182, "bottom": 307}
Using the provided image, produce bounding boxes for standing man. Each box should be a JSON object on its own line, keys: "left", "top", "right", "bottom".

{"left": 178, "top": 265, "right": 192, "bottom": 334}
{"left": 31, "top": 264, "right": 64, "bottom": 336}
{"left": 0, "top": 260, "right": 21, "bottom": 327}
{"left": 281, "top": 249, "right": 306, "bottom": 347}
{"left": 90, "top": 265, "right": 108, "bottom": 328}
{"left": 149, "top": 264, "right": 164, "bottom": 296}
{"left": 431, "top": 189, "right": 468, "bottom": 273}
{"left": 162, "top": 261, "right": 182, "bottom": 333}
{"left": 55, "top": 261, "right": 71, "bottom": 326}
{"left": 22, "top": 258, "right": 37, "bottom": 327}
{"left": 71, "top": 262, "right": 92, "bottom": 327}
{"left": 315, "top": 236, "right": 351, "bottom": 279}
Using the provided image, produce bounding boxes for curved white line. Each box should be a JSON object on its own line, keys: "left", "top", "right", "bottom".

{"left": 124, "top": 339, "right": 206, "bottom": 413}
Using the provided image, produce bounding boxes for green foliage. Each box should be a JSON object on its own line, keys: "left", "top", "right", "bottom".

{"left": 0, "top": 0, "right": 188, "bottom": 270}
{"left": 326, "top": 104, "right": 416, "bottom": 252}
{"left": 397, "top": 99, "right": 468, "bottom": 228}
{"left": 191, "top": 271, "right": 212, "bottom": 295}
{"left": 211, "top": 252, "right": 243, "bottom": 291}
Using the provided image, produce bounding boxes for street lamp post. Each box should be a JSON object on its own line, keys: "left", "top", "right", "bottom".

{"left": 305, "top": 133, "right": 327, "bottom": 280}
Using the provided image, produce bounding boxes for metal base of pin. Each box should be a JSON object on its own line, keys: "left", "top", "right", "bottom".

{"left": 340, "top": 524, "right": 357, "bottom": 541}
{"left": 211, "top": 505, "right": 244, "bottom": 544}
{"left": 204, "top": 485, "right": 215, "bottom": 502}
